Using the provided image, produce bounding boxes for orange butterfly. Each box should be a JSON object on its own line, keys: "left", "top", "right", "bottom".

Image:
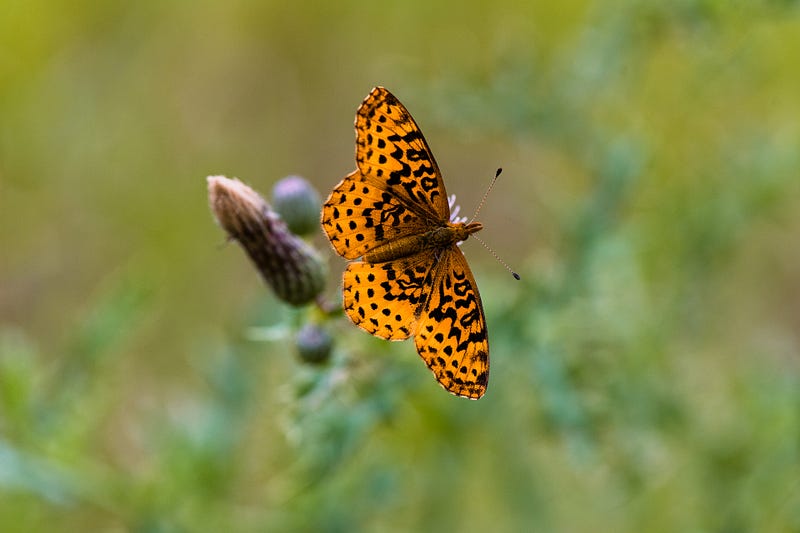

{"left": 321, "top": 87, "right": 489, "bottom": 399}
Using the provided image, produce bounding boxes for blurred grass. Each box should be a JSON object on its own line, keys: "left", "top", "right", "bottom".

{"left": 2, "top": 0, "right": 800, "bottom": 531}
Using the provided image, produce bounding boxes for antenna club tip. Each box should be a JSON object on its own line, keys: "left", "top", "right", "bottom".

{"left": 512, "top": 272, "right": 521, "bottom": 280}
{"left": 495, "top": 168, "right": 503, "bottom": 177}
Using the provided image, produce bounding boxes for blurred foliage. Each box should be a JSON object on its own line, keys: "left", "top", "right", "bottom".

{"left": 2, "top": 0, "right": 800, "bottom": 531}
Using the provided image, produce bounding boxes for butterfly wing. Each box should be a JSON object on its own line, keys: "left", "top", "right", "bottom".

{"left": 355, "top": 86, "right": 451, "bottom": 223}
{"left": 341, "top": 251, "right": 435, "bottom": 340}
{"left": 322, "top": 87, "right": 451, "bottom": 260}
{"left": 415, "top": 246, "right": 489, "bottom": 399}
{"left": 322, "top": 170, "right": 431, "bottom": 260}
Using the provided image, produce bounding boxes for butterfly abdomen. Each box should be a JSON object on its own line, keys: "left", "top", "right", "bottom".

{"left": 364, "top": 222, "right": 483, "bottom": 264}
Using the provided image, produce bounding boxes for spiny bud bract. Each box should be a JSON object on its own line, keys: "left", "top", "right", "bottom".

{"left": 208, "top": 176, "right": 326, "bottom": 306}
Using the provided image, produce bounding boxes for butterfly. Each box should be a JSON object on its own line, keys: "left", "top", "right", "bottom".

{"left": 321, "top": 87, "right": 489, "bottom": 399}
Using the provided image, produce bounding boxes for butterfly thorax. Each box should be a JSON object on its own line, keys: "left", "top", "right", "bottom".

{"left": 364, "top": 221, "right": 483, "bottom": 264}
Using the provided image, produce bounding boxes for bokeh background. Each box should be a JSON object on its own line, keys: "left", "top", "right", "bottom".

{"left": 2, "top": 1, "right": 800, "bottom": 531}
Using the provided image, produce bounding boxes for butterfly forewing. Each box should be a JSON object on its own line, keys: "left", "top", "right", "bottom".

{"left": 321, "top": 170, "right": 430, "bottom": 260}
{"left": 355, "top": 87, "right": 451, "bottom": 223}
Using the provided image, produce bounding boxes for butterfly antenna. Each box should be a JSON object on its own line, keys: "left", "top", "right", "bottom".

{"left": 471, "top": 234, "right": 521, "bottom": 280}
{"left": 469, "top": 168, "right": 503, "bottom": 224}
{"left": 467, "top": 168, "right": 519, "bottom": 280}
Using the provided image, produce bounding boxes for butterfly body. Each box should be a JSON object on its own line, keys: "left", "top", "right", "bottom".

{"left": 365, "top": 221, "right": 482, "bottom": 264}
{"left": 322, "top": 87, "right": 490, "bottom": 399}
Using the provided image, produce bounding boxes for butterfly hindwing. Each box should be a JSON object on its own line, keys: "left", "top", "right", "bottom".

{"left": 415, "top": 246, "right": 489, "bottom": 399}
{"left": 342, "top": 252, "right": 435, "bottom": 340}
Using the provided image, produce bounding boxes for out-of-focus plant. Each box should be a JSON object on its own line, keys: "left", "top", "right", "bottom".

{"left": 207, "top": 174, "right": 403, "bottom": 497}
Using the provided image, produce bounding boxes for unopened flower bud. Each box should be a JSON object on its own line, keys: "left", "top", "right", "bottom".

{"left": 208, "top": 176, "right": 326, "bottom": 306}
{"left": 272, "top": 175, "right": 322, "bottom": 237}
{"left": 295, "top": 323, "right": 333, "bottom": 365}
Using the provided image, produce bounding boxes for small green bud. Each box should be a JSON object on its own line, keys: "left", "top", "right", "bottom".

{"left": 272, "top": 175, "right": 322, "bottom": 237}
{"left": 295, "top": 323, "right": 333, "bottom": 365}
{"left": 208, "top": 176, "right": 327, "bottom": 306}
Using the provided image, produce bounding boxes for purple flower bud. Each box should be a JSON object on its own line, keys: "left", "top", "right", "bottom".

{"left": 295, "top": 323, "right": 333, "bottom": 365}
{"left": 272, "top": 175, "right": 322, "bottom": 237}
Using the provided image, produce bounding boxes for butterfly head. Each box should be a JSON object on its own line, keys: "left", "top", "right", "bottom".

{"left": 450, "top": 221, "right": 483, "bottom": 243}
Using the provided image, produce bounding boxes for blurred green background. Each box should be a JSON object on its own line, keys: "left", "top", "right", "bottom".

{"left": 2, "top": 0, "right": 800, "bottom": 531}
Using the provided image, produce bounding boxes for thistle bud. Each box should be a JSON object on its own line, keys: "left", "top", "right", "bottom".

{"left": 208, "top": 176, "right": 326, "bottom": 306}
{"left": 295, "top": 323, "right": 333, "bottom": 365}
{"left": 271, "top": 175, "right": 322, "bottom": 237}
